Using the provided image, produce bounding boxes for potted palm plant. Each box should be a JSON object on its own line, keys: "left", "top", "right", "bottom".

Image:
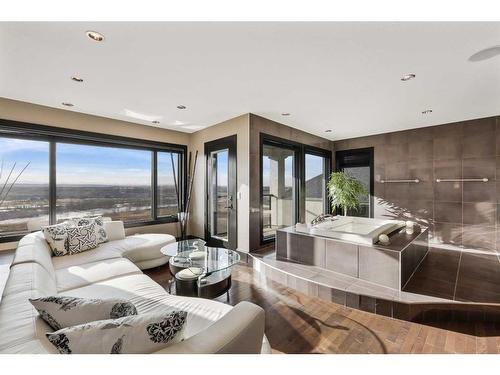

{"left": 327, "top": 171, "right": 367, "bottom": 216}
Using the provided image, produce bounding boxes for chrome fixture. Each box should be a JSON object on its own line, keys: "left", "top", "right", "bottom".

{"left": 436, "top": 178, "right": 489, "bottom": 183}
{"left": 380, "top": 179, "right": 420, "bottom": 183}
{"left": 177, "top": 105, "right": 186, "bottom": 110}
{"left": 61, "top": 102, "right": 74, "bottom": 107}
{"left": 71, "top": 76, "right": 84, "bottom": 82}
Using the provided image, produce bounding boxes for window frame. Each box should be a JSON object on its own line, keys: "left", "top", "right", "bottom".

{"left": 259, "top": 133, "right": 332, "bottom": 245}
{"left": 0, "top": 119, "right": 186, "bottom": 243}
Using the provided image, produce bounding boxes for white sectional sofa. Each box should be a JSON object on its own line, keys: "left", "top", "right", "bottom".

{"left": 0, "top": 222, "right": 268, "bottom": 354}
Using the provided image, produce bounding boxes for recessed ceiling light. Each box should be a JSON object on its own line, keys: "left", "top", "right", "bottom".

{"left": 176, "top": 105, "right": 186, "bottom": 110}
{"left": 281, "top": 113, "right": 290, "bottom": 116}
{"left": 469, "top": 46, "right": 500, "bottom": 62}
{"left": 401, "top": 74, "right": 416, "bottom": 81}
{"left": 86, "top": 30, "right": 105, "bottom": 42}
{"left": 71, "top": 76, "right": 83, "bottom": 82}
{"left": 422, "top": 109, "right": 433, "bottom": 114}
{"left": 325, "top": 130, "right": 333, "bottom": 133}
{"left": 61, "top": 102, "right": 74, "bottom": 107}
{"left": 152, "top": 120, "right": 160, "bottom": 124}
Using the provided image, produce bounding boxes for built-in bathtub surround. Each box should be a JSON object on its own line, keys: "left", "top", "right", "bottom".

{"left": 333, "top": 115, "right": 500, "bottom": 254}
{"left": 276, "top": 225, "right": 429, "bottom": 290}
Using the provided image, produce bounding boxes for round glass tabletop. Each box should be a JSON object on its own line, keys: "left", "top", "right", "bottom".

{"left": 161, "top": 240, "right": 241, "bottom": 276}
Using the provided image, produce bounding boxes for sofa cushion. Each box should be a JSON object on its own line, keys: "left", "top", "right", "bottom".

{"left": 0, "top": 290, "right": 54, "bottom": 352}
{"left": 51, "top": 242, "right": 123, "bottom": 270}
{"left": 62, "top": 274, "right": 232, "bottom": 339}
{"left": 11, "top": 232, "right": 55, "bottom": 276}
{"left": 55, "top": 257, "right": 142, "bottom": 292}
{"left": 46, "top": 311, "right": 187, "bottom": 354}
{"left": 30, "top": 296, "right": 138, "bottom": 330}
{"left": 3, "top": 263, "right": 57, "bottom": 297}
{"left": 104, "top": 221, "right": 125, "bottom": 241}
{"left": 119, "top": 233, "right": 175, "bottom": 264}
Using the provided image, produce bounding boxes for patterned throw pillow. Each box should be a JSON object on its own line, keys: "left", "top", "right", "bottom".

{"left": 69, "top": 216, "right": 108, "bottom": 244}
{"left": 41, "top": 222, "right": 70, "bottom": 256}
{"left": 66, "top": 223, "right": 98, "bottom": 254}
{"left": 46, "top": 311, "right": 187, "bottom": 354}
{"left": 30, "top": 296, "right": 138, "bottom": 330}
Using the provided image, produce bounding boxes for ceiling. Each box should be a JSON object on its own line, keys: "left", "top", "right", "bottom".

{"left": 0, "top": 22, "right": 499, "bottom": 140}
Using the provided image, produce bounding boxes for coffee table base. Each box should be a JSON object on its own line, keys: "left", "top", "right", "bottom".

{"left": 171, "top": 269, "right": 232, "bottom": 301}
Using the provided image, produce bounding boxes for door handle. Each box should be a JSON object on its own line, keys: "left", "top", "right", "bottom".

{"left": 224, "top": 195, "right": 233, "bottom": 210}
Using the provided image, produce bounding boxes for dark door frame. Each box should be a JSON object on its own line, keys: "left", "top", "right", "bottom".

{"left": 335, "top": 147, "right": 374, "bottom": 218}
{"left": 204, "top": 135, "right": 238, "bottom": 249}
{"left": 259, "top": 133, "right": 332, "bottom": 245}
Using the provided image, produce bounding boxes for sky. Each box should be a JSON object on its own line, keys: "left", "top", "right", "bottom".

{"left": 1, "top": 137, "right": 324, "bottom": 187}
{"left": 0, "top": 138, "right": 177, "bottom": 186}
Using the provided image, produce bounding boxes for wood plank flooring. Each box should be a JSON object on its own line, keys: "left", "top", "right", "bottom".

{"left": 145, "top": 261, "right": 500, "bottom": 354}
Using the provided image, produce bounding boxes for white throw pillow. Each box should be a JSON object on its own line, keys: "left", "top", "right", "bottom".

{"left": 41, "top": 222, "right": 70, "bottom": 256}
{"left": 69, "top": 216, "right": 108, "bottom": 244}
{"left": 46, "top": 311, "right": 187, "bottom": 354}
{"left": 30, "top": 296, "right": 138, "bottom": 330}
{"left": 66, "top": 223, "right": 98, "bottom": 254}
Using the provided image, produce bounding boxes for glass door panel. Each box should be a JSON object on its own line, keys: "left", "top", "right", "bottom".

{"left": 208, "top": 149, "right": 229, "bottom": 241}
{"left": 305, "top": 153, "right": 327, "bottom": 222}
{"left": 261, "top": 144, "right": 295, "bottom": 240}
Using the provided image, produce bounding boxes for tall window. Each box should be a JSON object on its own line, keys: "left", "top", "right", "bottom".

{"left": 56, "top": 143, "right": 153, "bottom": 223}
{"left": 0, "top": 121, "right": 185, "bottom": 241}
{"left": 0, "top": 137, "right": 50, "bottom": 236}
{"left": 335, "top": 148, "right": 374, "bottom": 218}
{"left": 305, "top": 153, "right": 327, "bottom": 222}
{"left": 157, "top": 152, "right": 180, "bottom": 217}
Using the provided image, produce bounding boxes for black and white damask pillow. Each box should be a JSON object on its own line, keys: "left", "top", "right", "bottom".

{"left": 69, "top": 216, "right": 108, "bottom": 244}
{"left": 46, "top": 311, "right": 187, "bottom": 354}
{"left": 30, "top": 296, "right": 138, "bottom": 330}
{"left": 66, "top": 223, "right": 98, "bottom": 254}
{"left": 41, "top": 222, "right": 70, "bottom": 256}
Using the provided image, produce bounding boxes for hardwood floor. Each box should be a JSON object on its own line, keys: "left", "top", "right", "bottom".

{"left": 145, "top": 261, "right": 500, "bottom": 354}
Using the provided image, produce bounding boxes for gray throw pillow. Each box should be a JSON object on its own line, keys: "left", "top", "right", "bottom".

{"left": 46, "top": 311, "right": 187, "bottom": 354}
{"left": 30, "top": 296, "right": 138, "bottom": 330}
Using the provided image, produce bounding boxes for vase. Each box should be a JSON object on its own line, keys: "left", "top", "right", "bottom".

{"left": 177, "top": 212, "right": 189, "bottom": 241}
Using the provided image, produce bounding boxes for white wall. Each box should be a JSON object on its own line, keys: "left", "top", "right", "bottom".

{"left": 187, "top": 114, "right": 250, "bottom": 252}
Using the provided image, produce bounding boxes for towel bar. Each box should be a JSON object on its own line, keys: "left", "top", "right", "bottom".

{"left": 435, "top": 178, "right": 488, "bottom": 183}
{"left": 380, "top": 179, "right": 420, "bottom": 183}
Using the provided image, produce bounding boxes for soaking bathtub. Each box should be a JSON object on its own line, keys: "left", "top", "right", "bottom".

{"left": 295, "top": 216, "right": 406, "bottom": 245}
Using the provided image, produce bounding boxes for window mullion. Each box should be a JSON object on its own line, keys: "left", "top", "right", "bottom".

{"left": 49, "top": 141, "right": 57, "bottom": 225}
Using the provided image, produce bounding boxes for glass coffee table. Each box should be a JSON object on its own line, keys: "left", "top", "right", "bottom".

{"left": 160, "top": 239, "right": 241, "bottom": 300}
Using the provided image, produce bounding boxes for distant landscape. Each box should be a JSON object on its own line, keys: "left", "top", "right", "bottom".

{"left": 0, "top": 184, "right": 179, "bottom": 235}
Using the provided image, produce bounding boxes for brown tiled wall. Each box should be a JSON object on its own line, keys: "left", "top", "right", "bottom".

{"left": 334, "top": 116, "right": 500, "bottom": 253}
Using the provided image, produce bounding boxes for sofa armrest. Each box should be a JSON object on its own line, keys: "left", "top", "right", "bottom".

{"left": 154, "top": 301, "right": 265, "bottom": 354}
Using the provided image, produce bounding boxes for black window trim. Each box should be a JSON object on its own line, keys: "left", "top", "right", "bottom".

{"left": 259, "top": 133, "right": 332, "bottom": 245}
{"left": 0, "top": 119, "right": 187, "bottom": 243}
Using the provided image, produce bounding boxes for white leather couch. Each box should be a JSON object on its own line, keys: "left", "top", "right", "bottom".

{"left": 0, "top": 221, "right": 268, "bottom": 354}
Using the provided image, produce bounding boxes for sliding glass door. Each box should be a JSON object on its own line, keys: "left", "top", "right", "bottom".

{"left": 260, "top": 135, "right": 332, "bottom": 244}
{"left": 261, "top": 143, "right": 297, "bottom": 241}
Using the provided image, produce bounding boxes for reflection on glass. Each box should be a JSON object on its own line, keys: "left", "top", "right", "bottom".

{"left": 158, "top": 152, "right": 180, "bottom": 217}
{"left": 343, "top": 166, "right": 370, "bottom": 217}
{"left": 0, "top": 137, "right": 50, "bottom": 234}
{"left": 56, "top": 143, "right": 152, "bottom": 222}
{"left": 208, "top": 149, "right": 228, "bottom": 240}
{"left": 262, "top": 144, "right": 295, "bottom": 240}
{"left": 305, "top": 154, "right": 326, "bottom": 223}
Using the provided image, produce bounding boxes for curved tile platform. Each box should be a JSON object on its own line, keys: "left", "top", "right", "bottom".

{"left": 248, "top": 250, "right": 500, "bottom": 325}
